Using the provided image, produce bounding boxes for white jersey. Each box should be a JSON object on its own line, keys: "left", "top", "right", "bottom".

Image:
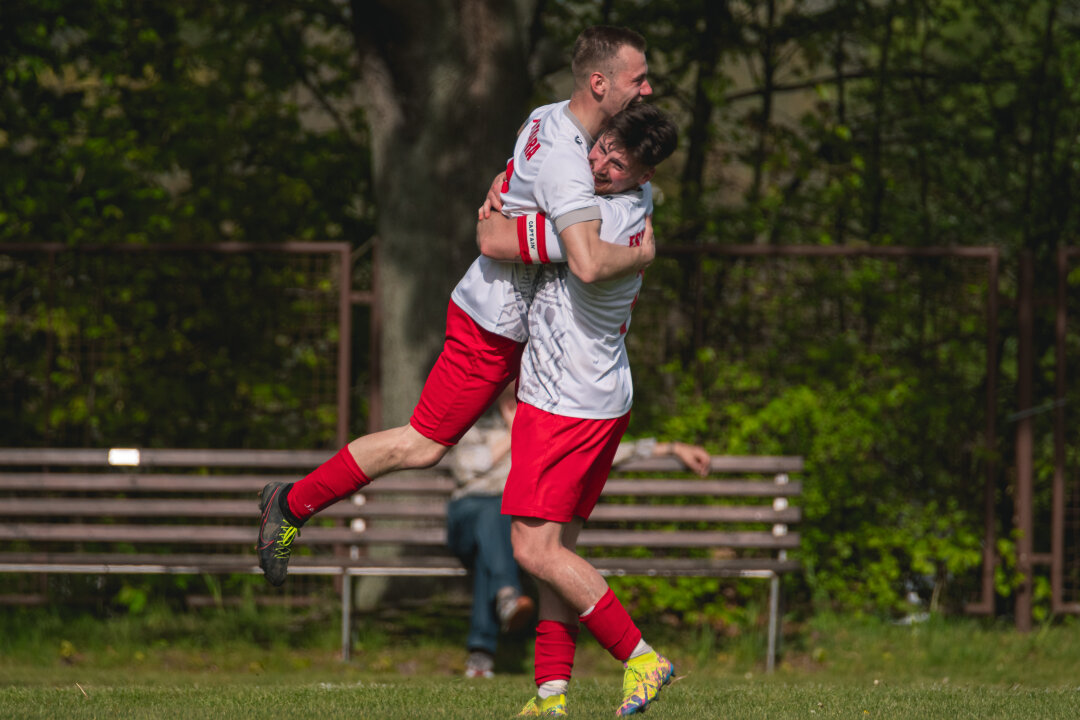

{"left": 450, "top": 101, "right": 601, "bottom": 342}
{"left": 517, "top": 184, "right": 652, "bottom": 419}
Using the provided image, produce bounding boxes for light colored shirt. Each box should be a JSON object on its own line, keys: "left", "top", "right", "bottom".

{"left": 517, "top": 185, "right": 652, "bottom": 419}
{"left": 450, "top": 101, "right": 602, "bottom": 342}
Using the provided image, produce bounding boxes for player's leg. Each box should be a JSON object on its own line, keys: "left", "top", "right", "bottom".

{"left": 511, "top": 518, "right": 609, "bottom": 612}
{"left": 257, "top": 423, "right": 449, "bottom": 586}
{"left": 563, "top": 429, "right": 675, "bottom": 717}
{"left": 504, "top": 403, "right": 673, "bottom": 714}
{"left": 518, "top": 520, "right": 582, "bottom": 715}
{"left": 259, "top": 300, "right": 523, "bottom": 586}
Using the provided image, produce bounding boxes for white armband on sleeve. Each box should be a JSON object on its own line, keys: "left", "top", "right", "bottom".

{"left": 516, "top": 213, "right": 565, "bottom": 264}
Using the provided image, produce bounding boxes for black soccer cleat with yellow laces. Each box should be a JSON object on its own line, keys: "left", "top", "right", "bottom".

{"left": 257, "top": 482, "right": 300, "bottom": 586}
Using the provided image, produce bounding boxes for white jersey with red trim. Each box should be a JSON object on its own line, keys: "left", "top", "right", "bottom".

{"left": 450, "top": 101, "right": 601, "bottom": 342}
{"left": 517, "top": 184, "right": 652, "bottom": 419}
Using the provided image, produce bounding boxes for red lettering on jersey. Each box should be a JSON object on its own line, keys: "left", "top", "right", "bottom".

{"left": 502, "top": 159, "right": 514, "bottom": 193}
{"left": 628, "top": 230, "right": 644, "bottom": 247}
{"left": 524, "top": 119, "right": 542, "bottom": 161}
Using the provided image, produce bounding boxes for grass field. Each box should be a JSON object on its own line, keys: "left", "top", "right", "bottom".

{"left": 2, "top": 604, "right": 1080, "bottom": 719}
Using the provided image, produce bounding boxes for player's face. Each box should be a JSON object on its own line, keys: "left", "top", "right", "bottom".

{"left": 589, "top": 133, "right": 649, "bottom": 195}
{"left": 603, "top": 47, "right": 652, "bottom": 114}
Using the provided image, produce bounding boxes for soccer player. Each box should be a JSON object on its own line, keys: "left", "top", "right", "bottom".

{"left": 258, "top": 26, "right": 656, "bottom": 587}
{"left": 448, "top": 385, "right": 709, "bottom": 682}
{"left": 477, "top": 103, "right": 685, "bottom": 716}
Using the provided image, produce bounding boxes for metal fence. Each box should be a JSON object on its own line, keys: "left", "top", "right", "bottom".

{"left": 7, "top": 239, "right": 1080, "bottom": 627}
{"left": 1057, "top": 248, "right": 1080, "bottom": 614}
{"left": 634, "top": 245, "right": 1001, "bottom": 614}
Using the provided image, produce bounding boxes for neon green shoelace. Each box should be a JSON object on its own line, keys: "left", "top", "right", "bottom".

{"left": 274, "top": 525, "right": 298, "bottom": 559}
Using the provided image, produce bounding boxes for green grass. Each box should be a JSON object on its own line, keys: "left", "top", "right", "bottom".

{"left": 3, "top": 606, "right": 1080, "bottom": 719}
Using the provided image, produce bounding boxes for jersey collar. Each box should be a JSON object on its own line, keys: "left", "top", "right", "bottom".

{"left": 562, "top": 103, "right": 595, "bottom": 148}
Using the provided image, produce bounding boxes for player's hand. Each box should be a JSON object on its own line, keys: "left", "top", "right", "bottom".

{"left": 638, "top": 215, "right": 656, "bottom": 272}
{"left": 478, "top": 172, "right": 507, "bottom": 219}
{"left": 672, "top": 442, "right": 712, "bottom": 477}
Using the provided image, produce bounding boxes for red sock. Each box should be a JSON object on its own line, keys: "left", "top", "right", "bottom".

{"left": 286, "top": 446, "right": 371, "bottom": 521}
{"left": 534, "top": 620, "right": 579, "bottom": 685}
{"left": 579, "top": 588, "right": 642, "bottom": 662}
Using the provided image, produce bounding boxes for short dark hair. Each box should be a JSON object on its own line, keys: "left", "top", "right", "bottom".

{"left": 603, "top": 103, "right": 678, "bottom": 169}
{"left": 571, "top": 26, "right": 647, "bottom": 84}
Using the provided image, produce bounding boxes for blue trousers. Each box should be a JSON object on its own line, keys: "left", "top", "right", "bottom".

{"left": 445, "top": 495, "right": 521, "bottom": 655}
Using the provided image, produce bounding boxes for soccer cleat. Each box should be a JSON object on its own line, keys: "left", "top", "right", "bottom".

{"left": 517, "top": 694, "right": 568, "bottom": 717}
{"left": 497, "top": 592, "right": 536, "bottom": 633}
{"left": 615, "top": 650, "right": 674, "bottom": 716}
{"left": 257, "top": 482, "right": 300, "bottom": 586}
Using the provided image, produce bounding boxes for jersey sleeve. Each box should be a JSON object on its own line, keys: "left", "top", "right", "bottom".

{"left": 510, "top": 213, "right": 567, "bottom": 264}
{"left": 521, "top": 184, "right": 653, "bottom": 264}
{"left": 596, "top": 185, "right": 651, "bottom": 245}
{"left": 534, "top": 143, "right": 600, "bottom": 232}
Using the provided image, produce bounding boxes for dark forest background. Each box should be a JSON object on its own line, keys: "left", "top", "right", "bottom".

{"left": 4, "top": 0, "right": 1080, "bottom": 619}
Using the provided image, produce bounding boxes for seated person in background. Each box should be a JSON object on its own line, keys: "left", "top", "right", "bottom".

{"left": 445, "top": 387, "right": 711, "bottom": 679}
{"left": 446, "top": 387, "right": 535, "bottom": 679}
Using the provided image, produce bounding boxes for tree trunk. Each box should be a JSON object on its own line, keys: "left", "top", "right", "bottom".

{"left": 351, "top": 0, "right": 538, "bottom": 427}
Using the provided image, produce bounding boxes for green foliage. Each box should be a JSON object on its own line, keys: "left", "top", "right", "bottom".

{"left": 0, "top": 2, "right": 372, "bottom": 248}
{"left": 628, "top": 250, "right": 993, "bottom": 617}
{"left": 5, "top": 0, "right": 1080, "bottom": 618}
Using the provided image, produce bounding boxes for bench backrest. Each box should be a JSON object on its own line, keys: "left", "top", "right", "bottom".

{"left": 0, "top": 448, "right": 803, "bottom": 576}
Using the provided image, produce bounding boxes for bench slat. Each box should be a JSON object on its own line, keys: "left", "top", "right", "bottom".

{"left": 2, "top": 523, "right": 799, "bottom": 550}
{"left": 0, "top": 498, "right": 798, "bottom": 524}
{"left": 601, "top": 479, "right": 801, "bottom": 497}
{"left": 612, "top": 455, "right": 804, "bottom": 474}
{"left": 588, "top": 505, "right": 801, "bottom": 523}
{"left": 0, "top": 552, "right": 801, "bottom": 577}
{"left": 0, "top": 473, "right": 456, "bottom": 495}
{"left": 0, "top": 523, "right": 442, "bottom": 546}
{"left": 579, "top": 529, "right": 800, "bottom": 549}
{"left": 0, "top": 448, "right": 334, "bottom": 468}
{"left": 590, "top": 556, "right": 802, "bottom": 575}
{"left": 0, "top": 498, "right": 448, "bottom": 520}
{"left": 0, "top": 448, "right": 802, "bottom": 474}
{"left": 0, "top": 476, "right": 794, "bottom": 498}
{"left": 0, "top": 551, "right": 458, "bottom": 570}
{"left": 0, "top": 473, "right": 291, "bottom": 492}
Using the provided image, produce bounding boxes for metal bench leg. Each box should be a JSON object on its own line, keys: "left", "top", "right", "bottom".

{"left": 766, "top": 570, "right": 779, "bottom": 673}
{"left": 341, "top": 573, "right": 352, "bottom": 662}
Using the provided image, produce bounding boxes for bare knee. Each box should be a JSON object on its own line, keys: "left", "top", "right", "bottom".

{"left": 349, "top": 425, "right": 449, "bottom": 476}
{"left": 395, "top": 427, "right": 449, "bottom": 468}
{"left": 512, "top": 522, "right": 557, "bottom": 579}
{"left": 512, "top": 540, "right": 542, "bottom": 577}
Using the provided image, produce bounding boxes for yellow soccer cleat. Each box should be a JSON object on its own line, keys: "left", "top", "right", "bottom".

{"left": 615, "top": 650, "right": 674, "bottom": 716}
{"left": 517, "top": 694, "right": 568, "bottom": 717}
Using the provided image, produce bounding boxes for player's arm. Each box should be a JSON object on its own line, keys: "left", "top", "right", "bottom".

{"left": 476, "top": 212, "right": 565, "bottom": 264}
{"left": 539, "top": 155, "right": 654, "bottom": 281}
{"left": 476, "top": 210, "right": 655, "bottom": 279}
{"left": 559, "top": 216, "right": 654, "bottom": 283}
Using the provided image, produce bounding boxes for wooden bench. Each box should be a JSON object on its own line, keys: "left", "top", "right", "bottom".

{"left": 0, "top": 447, "right": 803, "bottom": 669}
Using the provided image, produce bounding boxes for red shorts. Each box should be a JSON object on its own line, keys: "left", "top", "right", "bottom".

{"left": 409, "top": 300, "right": 524, "bottom": 446}
{"left": 501, "top": 402, "right": 631, "bottom": 523}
